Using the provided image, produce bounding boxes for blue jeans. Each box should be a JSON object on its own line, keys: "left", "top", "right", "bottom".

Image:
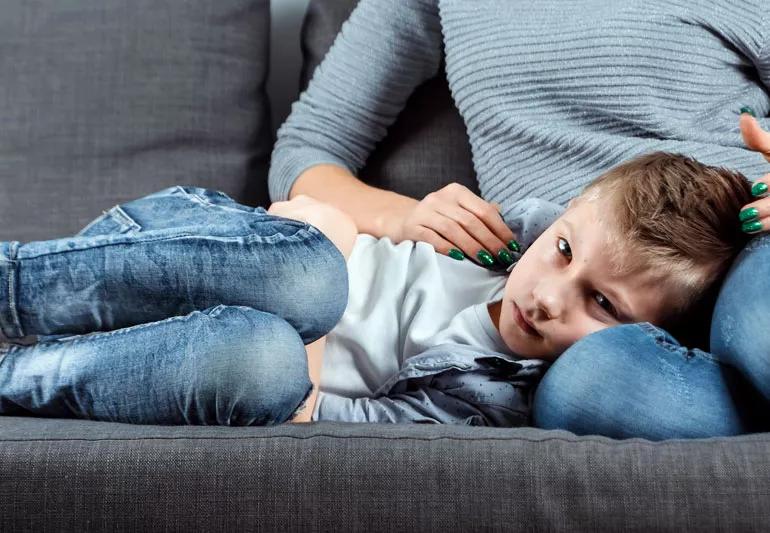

{"left": 533, "top": 232, "right": 770, "bottom": 440}
{"left": 0, "top": 186, "right": 349, "bottom": 426}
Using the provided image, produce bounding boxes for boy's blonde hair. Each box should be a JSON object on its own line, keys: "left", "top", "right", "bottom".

{"left": 575, "top": 151, "right": 753, "bottom": 328}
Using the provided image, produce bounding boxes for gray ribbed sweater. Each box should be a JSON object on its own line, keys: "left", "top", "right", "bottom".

{"left": 268, "top": 0, "right": 770, "bottom": 214}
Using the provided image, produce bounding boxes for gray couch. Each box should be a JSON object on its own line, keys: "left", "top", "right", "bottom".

{"left": 2, "top": 1, "right": 769, "bottom": 530}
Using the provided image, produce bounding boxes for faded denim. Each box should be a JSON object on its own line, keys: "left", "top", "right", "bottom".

{"left": 0, "top": 186, "right": 348, "bottom": 426}
{"left": 533, "top": 232, "right": 770, "bottom": 440}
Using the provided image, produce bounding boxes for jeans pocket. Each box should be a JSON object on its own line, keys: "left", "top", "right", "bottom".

{"left": 75, "top": 205, "right": 143, "bottom": 237}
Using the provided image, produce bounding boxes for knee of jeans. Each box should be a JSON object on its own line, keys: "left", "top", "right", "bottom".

{"left": 711, "top": 233, "right": 770, "bottom": 372}
{"left": 195, "top": 306, "right": 313, "bottom": 425}
{"left": 293, "top": 240, "right": 350, "bottom": 340}
{"left": 532, "top": 323, "right": 679, "bottom": 435}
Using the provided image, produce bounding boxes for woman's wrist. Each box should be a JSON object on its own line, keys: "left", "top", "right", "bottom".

{"left": 375, "top": 191, "right": 419, "bottom": 242}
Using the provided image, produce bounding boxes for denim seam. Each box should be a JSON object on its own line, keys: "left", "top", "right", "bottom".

{"left": 34, "top": 306, "right": 236, "bottom": 346}
{"left": 636, "top": 322, "right": 691, "bottom": 359}
{"left": 76, "top": 210, "right": 112, "bottom": 236}
{"left": 108, "top": 205, "right": 142, "bottom": 231}
{"left": 13, "top": 231, "right": 290, "bottom": 260}
{"left": 636, "top": 322, "right": 725, "bottom": 365}
{"left": 178, "top": 187, "right": 304, "bottom": 227}
{"left": 175, "top": 185, "right": 309, "bottom": 234}
{"left": 3, "top": 242, "right": 23, "bottom": 338}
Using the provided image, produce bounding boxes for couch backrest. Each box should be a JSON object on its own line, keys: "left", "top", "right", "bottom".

{"left": 0, "top": 0, "right": 274, "bottom": 243}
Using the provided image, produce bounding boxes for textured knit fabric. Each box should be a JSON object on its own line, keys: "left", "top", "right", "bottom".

{"left": 268, "top": 0, "right": 770, "bottom": 215}
{"left": 313, "top": 197, "right": 564, "bottom": 424}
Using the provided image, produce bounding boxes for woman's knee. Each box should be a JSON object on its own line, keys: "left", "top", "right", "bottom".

{"left": 192, "top": 305, "right": 313, "bottom": 426}
{"left": 532, "top": 322, "right": 753, "bottom": 440}
{"left": 710, "top": 233, "right": 770, "bottom": 401}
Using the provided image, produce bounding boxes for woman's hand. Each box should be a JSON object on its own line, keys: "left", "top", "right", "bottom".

{"left": 388, "top": 182, "right": 520, "bottom": 270}
{"left": 739, "top": 111, "right": 770, "bottom": 235}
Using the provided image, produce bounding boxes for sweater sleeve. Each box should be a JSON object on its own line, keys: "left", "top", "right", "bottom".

{"left": 267, "top": 0, "right": 443, "bottom": 203}
{"left": 760, "top": 15, "right": 770, "bottom": 92}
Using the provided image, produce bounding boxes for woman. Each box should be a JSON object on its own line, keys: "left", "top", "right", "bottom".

{"left": 268, "top": 0, "right": 770, "bottom": 438}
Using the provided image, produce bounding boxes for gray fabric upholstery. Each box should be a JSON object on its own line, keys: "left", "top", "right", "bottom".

{"left": 2, "top": 416, "right": 770, "bottom": 530}
{"left": 0, "top": 0, "right": 273, "bottom": 243}
{"left": 1, "top": 0, "right": 770, "bottom": 529}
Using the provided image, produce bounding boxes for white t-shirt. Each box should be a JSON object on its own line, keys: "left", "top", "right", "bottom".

{"left": 317, "top": 234, "right": 511, "bottom": 397}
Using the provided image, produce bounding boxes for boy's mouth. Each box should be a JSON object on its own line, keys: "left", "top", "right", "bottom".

{"left": 513, "top": 301, "right": 541, "bottom": 337}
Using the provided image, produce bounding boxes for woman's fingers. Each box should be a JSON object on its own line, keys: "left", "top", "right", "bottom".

{"left": 739, "top": 174, "right": 770, "bottom": 235}
{"left": 739, "top": 113, "right": 770, "bottom": 164}
{"left": 433, "top": 200, "right": 518, "bottom": 267}
{"left": 422, "top": 183, "right": 520, "bottom": 268}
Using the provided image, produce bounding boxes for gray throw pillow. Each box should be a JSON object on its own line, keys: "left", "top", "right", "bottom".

{"left": 299, "top": 0, "right": 477, "bottom": 202}
{"left": 0, "top": 0, "right": 273, "bottom": 242}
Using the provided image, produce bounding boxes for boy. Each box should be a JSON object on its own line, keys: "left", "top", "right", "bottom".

{"left": 283, "top": 151, "right": 754, "bottom": 423}
{"left": 0, "top": 152, "right": 754, "bottom": 428}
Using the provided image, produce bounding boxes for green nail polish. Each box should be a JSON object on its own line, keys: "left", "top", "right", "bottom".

{"left": 742, "top": 220, "right": 763, "bottom": 233}
{"left": 752, "top": 181, "right": 768, "bottom": 197}
{"left": 448, "top": 248, "right": 465, "bottom": 261}
{"left": 507, "top": 239, "right": 520, "bottom": 252}
{"left": 739, "top": 207, "right": 759, "bottom": 222}
{"left": 740, "top": 106, "right": 757, "bottom": 118}
{"left": 497, "top": 248, "right": 513, "bottom": 265}
{"left": 477, "top": 250, "right": 495, "bottom": 266}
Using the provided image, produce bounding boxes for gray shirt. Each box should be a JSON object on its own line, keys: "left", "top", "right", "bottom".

{"left": 268, "top": 0, "right": 770, "bottom": 217}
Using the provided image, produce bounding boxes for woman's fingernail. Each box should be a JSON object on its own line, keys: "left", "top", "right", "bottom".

{"left": 507, "top": 239, "right": 520, "bottom": 252}
{"left": 739, "top": 207, "right": 759, "bottom": 222}
{"left": 477, "top": 249, "right": 495, "bottom": 266}
{"left": 740, "top": 106, "right": 757, "bottom": 117}
{"left": 448, "top": 248, "right": 465, "bottom": 261}
{"left": 742, "top": 220, "right": 763, "bottom": 233}
{"left": 497, "top": 248, "right": 514, "bottom": 265}
{"left": 751, "top": 181, "right": 768, "bottom": 197}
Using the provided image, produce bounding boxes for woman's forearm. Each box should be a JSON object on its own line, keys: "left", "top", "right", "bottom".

{"left": 289, "top": 163, "right": 418, "bottom": 240}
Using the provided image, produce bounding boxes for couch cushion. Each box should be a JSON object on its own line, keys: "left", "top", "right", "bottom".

{"left": 2, "top": 415, "right": 770, "bottom": 529}
{"left": 300, "top": 0, "right": 478, "bottom": 202}
{"left": 0, "top": 0, "right": 273, "bottom": 243}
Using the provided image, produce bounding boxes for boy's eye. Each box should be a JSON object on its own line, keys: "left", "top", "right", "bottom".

{"left": 556, "top": 237, "right": 619, "bottom": 319}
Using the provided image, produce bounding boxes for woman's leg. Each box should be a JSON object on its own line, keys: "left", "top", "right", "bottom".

{"left": 0, "top": 186, "right": 348, "bottom": 345}
{"left": 0, "top": 304, "right": 313, "bottom": 425}
{"left": 710, "top": 232, "right": 770, "bottom": 403}
{"left": 530, "top": 321, "right": 767, "bottom": 440}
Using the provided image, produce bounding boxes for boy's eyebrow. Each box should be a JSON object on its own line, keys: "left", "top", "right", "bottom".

{"left": 562, "top": 218, "right": 636, "bottom": 322}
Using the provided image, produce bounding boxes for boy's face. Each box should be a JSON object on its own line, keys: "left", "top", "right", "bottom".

{"left": 489, "top": 195, "right": 671, "bottom": 362}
